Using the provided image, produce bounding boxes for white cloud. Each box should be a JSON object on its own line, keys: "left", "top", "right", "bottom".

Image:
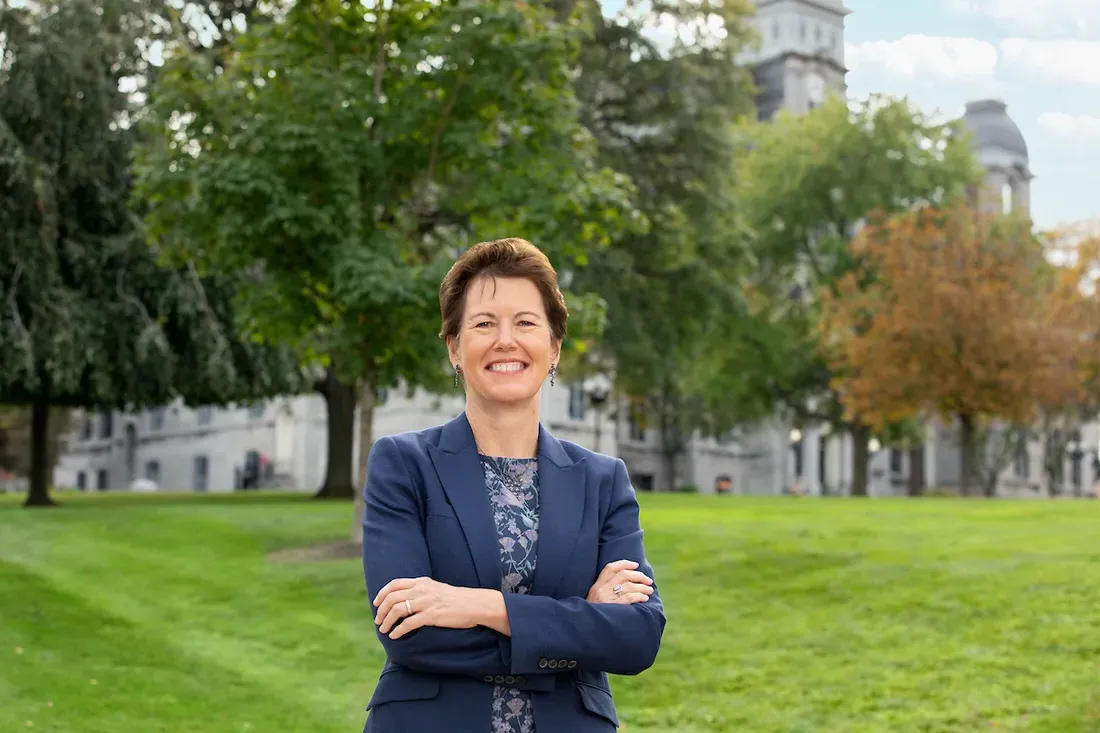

{"left": 999, "top": 39, "right": 1100, "bottom": 85}
{"left": 845, "top": 35, "right": 998, "bottom": 80}
{"left": 1038, "top": 112, "right": 1100, "bottom": 139}
{"left": 845, "top": 35, "right": 1100, "bottom": 88}
{"left": 946, "top": 0, "right": 1100, "bottom": 35}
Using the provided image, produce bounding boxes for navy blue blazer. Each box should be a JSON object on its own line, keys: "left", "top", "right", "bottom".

{"left": 361, "top": 413, "right": 666, "bottom": 732}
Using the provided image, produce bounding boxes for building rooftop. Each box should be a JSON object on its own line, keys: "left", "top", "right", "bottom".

{"left": 961, "top": 99, "right": 1029, "bottom": 160}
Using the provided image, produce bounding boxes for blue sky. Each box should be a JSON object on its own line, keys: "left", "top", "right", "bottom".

{"left": 843, "top": 0, "right": 1100, "bottom": 230}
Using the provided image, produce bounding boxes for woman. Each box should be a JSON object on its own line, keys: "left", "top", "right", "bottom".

{"left": 361, "top": 238, "right": 666, "bottom": 733}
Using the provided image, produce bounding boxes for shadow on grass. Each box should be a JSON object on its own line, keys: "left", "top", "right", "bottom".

{"left": 0, "top": 489, "right": 338, "bottom": 511}
{"left": 0, "top": 559, "right": 330, "bottom": 732}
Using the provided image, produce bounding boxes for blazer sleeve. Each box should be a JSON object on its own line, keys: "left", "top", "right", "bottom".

{"left": 362, "top": 436, "right": 512, "bottom": 677}
{"left": 503, "top": 458, "right": 666, "bottom": 676}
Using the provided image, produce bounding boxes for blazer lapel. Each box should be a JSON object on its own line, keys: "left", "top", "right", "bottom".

{"left": 532, "top": 425, "right": 587, "bottom": 598}
{"left": 427, "top": 414, "right": 501, "bottom": 590}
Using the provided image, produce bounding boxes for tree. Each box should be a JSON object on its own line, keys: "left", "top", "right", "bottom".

{"left": 821, "top": 201, "right": 1059, "bottom": 496}
{"left": 1033, "top": 226, "right": 1100, "bottom": 495}
{"left": 563, "top": 0, "right": 763, "bottom": 488}
{"left": 734, "top": 94, "right": 982, "bottom": 495}
{"left": 0, "top": 406, "right": 70, "bottom": 486}
{"left": 0, "top": 0, "right": 302, "bottom": 507}
{"left": 135, "top": 0, "right": 635, "bottom": 539}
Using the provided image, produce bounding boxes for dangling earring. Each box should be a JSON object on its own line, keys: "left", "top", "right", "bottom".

{"left": 453, "top": 364, "right": 461, "bottom": 388}
{"left": 549, "top": 364, "right": 556, "bottom": 387}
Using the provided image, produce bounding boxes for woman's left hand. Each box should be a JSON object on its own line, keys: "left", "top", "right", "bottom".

{"left": 374, "top": 577, "right": 486, "bottom": 639}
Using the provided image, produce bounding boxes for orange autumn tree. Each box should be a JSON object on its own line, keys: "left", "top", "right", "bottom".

{"left": 821, "top": 200, "right": 1059, "bottom": 496}
{"left": 1033, "top": 225, "right": 1100, "bottom": 494}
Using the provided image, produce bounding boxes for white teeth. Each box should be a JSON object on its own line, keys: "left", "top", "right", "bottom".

{"left": 489, "top": 362, "right": 526, "bottom": 372}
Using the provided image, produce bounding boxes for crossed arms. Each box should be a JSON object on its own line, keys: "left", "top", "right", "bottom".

{"left": 361, "top": 436, "right": 666, "bottom": 678}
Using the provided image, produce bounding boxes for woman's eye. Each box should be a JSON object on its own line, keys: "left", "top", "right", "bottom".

{"left": 475, "top": 321, "right": 492, "bottom": 328}
{"left": 518, "top": 320, "right": 536, "bottom": 327}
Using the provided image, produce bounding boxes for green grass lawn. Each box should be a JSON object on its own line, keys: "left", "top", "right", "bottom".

{"left": 2, "top": 491, "right": 1099, "bottom": 732}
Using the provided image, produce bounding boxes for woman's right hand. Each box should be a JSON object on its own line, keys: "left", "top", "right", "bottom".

{"left": 586, "top": 559, "right": 654, "bottom": 604}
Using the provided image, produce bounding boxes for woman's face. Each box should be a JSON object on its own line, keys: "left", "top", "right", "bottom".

{"left": 448, "top": 276, "right": 560, "bottom": 407}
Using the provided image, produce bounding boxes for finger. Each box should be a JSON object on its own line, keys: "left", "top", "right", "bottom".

{"left": 389, "top": 609, "right": 430, "bottom": 640}
{"left": 379, "top": 602, "right": 413, "bottom": 635}
{"left": 598, "top": 559, "right": 638, "bottom": 583}
{"left": 620, "top": 581, "right": 654, "bottom": 596}
{"left": 374, "top": 578, "right": 416, "bottom": 606}
{"left": 376, "top": 590, "right": 413, "bottom": 631}
{"left": 624, "top": 592, "right": 649, "bottom": 604}
{"left": 604, "top": 581, "right": 652, "bottom": 604}
{"left": 613, "top": 570, "right": 653, "bottom": 586}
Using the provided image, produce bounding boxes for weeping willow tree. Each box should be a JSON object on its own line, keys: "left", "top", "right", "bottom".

{"left": 0, "top": 0, "right": 302, "bottom": 507}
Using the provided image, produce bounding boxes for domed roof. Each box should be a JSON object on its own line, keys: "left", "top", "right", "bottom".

{"left": 961, "top": 99, "right": 1028, "bottom": 160}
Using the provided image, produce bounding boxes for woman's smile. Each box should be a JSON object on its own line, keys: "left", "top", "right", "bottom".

{"left": 487, "top": 360, "right": 528, "bottom": 374}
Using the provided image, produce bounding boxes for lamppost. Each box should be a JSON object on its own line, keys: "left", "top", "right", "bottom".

{"left": 584, "top": 375, "right": 612, "bottom": 454}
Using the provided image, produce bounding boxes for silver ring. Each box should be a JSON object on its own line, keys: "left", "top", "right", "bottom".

{"left": 405, "top": 599, "right": 413, "bottom": 615}
{"left": 613, "top": 584, "right": 624, "bottom": 596}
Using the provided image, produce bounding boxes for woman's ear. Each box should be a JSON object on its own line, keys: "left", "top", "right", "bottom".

{"left": 446, "top": 335, "right": 460, "bottom": 366}
{"left": 550, "top": 339, "right": 562, "bottom": 366}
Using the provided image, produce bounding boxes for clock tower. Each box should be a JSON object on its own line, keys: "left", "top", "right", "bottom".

{"left": 738, "top": 0, "right": 850, "bottom": 120}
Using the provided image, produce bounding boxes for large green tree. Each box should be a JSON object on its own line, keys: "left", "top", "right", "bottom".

{"left": 135, "top": 0, "right": 635, "bottom": 538}
{"left": 0, "top": 0, "right": 302, "bottom": 507}
{"left": 564, "top": 0, "right": 764, "bottom": 489}
{"left": 733, "top": 94, "right": 982, "bottom": 495}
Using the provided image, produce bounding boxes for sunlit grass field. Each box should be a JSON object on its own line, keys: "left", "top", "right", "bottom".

{"left": 2, "top": 491, "right": 1099, "bottom": 732}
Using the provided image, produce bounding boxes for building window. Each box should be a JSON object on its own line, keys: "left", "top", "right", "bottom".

{"left": 1001, "top": 182, "right": 1013, "bottom": 214}
{"left": 889, "top": 449, "right": 903, "bottom": 474}
{"left": 567, "top": 384, "right": 586, "bottom": 420}
{"left": 96, "top": 469, "right": 108, "bottom": 491}
{"left": 145, "top": 461, "right": 160, "bottom": 483}
{"left": 76, "top": 471, "right": 86, "bottom": 491}
{"left": 196, "top": 406, "right": 213, "bottom": 426}
{"left": 81, "top": 420, "right": 93, "bottom": 441}
{"left": 148, "top": 407, "right": 165, "bottom": 431}
{"left": 632, "top": 473, "right": 654, "bottom": 492}
{"left": 1013, "top": 445, "right": 1029, "bottom": 479}
{"left": 98, "top": 412, "right": 113, "bottom": 439}
{"left": 192, "top": 456, "right": 209, "bottom": 492}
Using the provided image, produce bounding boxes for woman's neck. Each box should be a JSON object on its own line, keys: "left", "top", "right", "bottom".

{"left": 465, "top": 397, "right": 540, "bottom": 458}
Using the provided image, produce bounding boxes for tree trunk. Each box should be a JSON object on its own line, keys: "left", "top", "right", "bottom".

{"left": 958, "top": 413, "right": 976, "bottom": 497}
{"left": 1041, "top": 420, "right": 1066, "bottom": 497}
{"left": 850, "top": 424, "right": 870, "bottom": 497}
{"left": 351, "top": 370, "right": 378, "bottom": 545}
{"left": 906, "top": 444, "right": 925, "bottom": 496}
{"left": 24, "top": 400, "right": 57, "bottom": 508}
{"left": 663, "top": 449, "right": 678, "bottom": 492}
{"left": 314, "top": 366, "right": 357, "bottom": 499}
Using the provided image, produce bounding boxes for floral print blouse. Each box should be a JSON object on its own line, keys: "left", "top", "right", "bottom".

{"left": 479, "top": 455, "right": 540, "bottom": 733}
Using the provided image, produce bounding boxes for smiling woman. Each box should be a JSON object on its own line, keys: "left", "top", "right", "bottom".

{"left": 440, "top": 240, "right": 567, "bottom": 416}
{"left": 360, "top": 238, "right": 666, "bottom": 733}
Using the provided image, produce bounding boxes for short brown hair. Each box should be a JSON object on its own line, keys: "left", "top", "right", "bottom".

{"left": 439, "top": 238, "right": 568, "bottom": 342}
